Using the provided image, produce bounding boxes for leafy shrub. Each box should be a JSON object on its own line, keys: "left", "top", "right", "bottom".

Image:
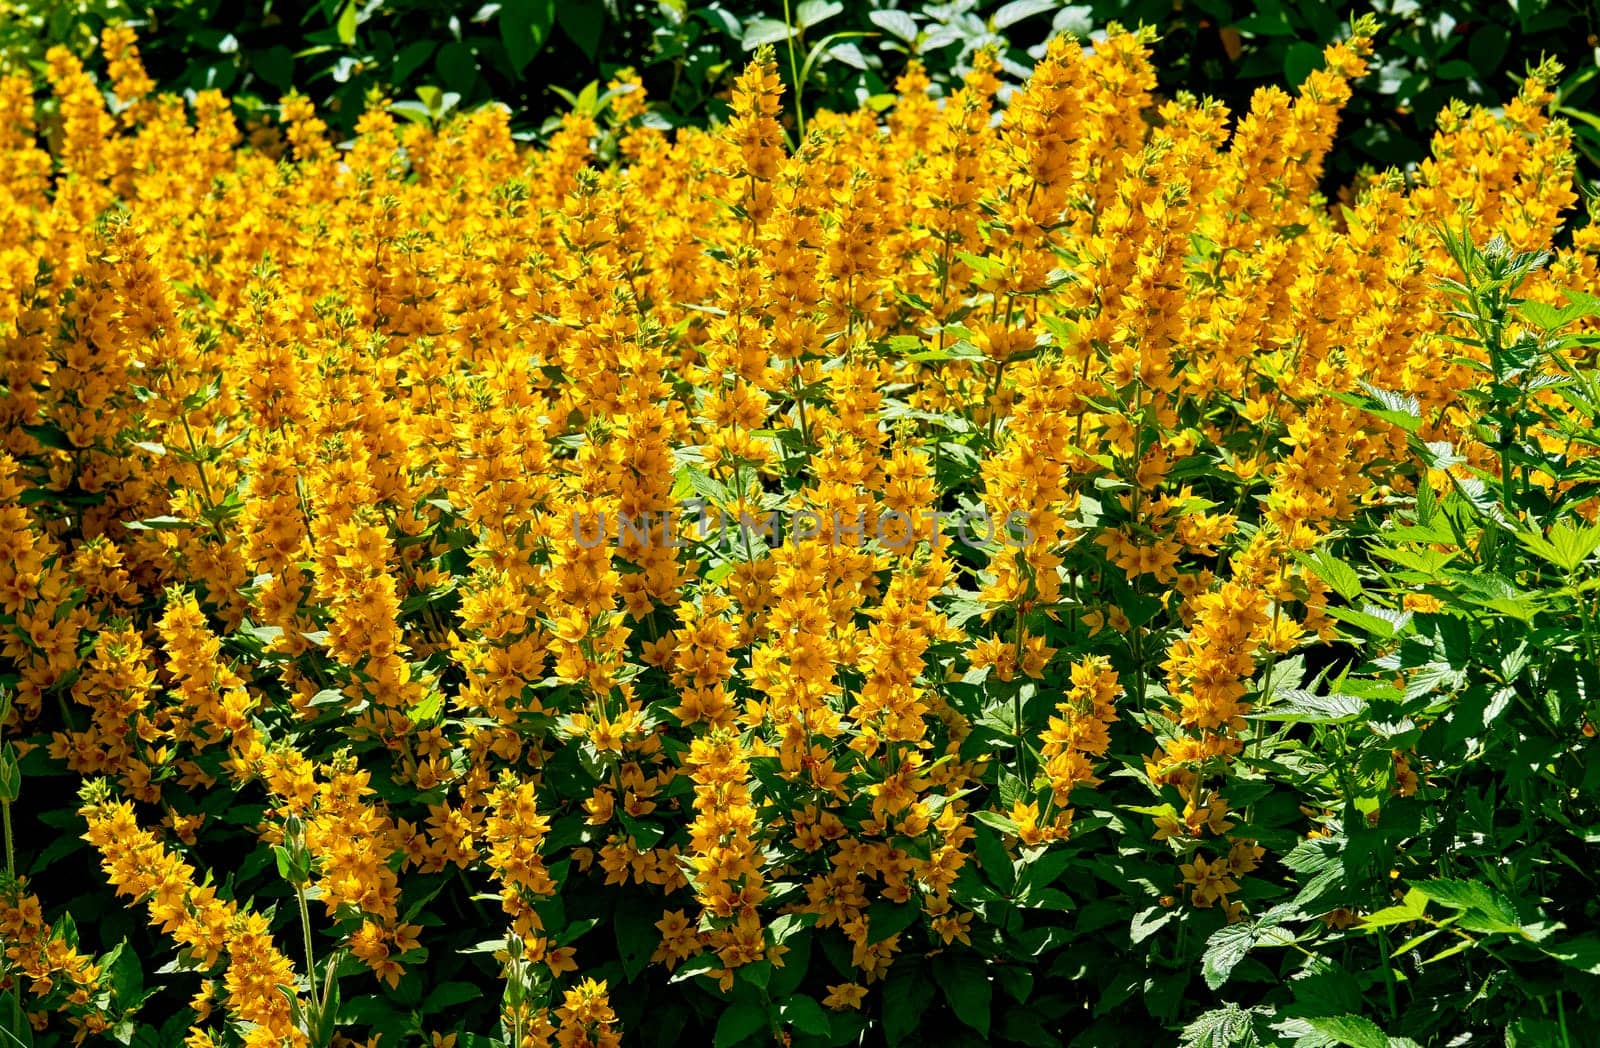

{"left": 2, "top": 18, "right": 1600, "bottom": 1048}
{"left": 1184, "top": 232, "right": 1600, "bottom": 1045}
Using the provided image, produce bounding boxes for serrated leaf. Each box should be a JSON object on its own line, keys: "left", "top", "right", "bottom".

{"left": 1282, "top": 835, "right": 1343, "bottom": 875}
{"left": 1410, "top": 879, "right": 1517, "bottom": 926}
{"left": 1180, "top": 1002, "right": 1258, "bottom": 1048}
{"left": 1201, "top": 922, "right": 1254, "bottom": 990}
{"left": 1302, "top": 1014, "right": 1390, "bottom": 1048}
{"left": 1360, "top": 887, "right": 1428, "bottom": 928}
{"left": 1518, "top": 517, "right": 1600, "bottom": 572}
{"left": 1253, "top": 690, "right": 1366, "bottom": 724}
{"left": 1301, "top": 548, "right": 1363, "bottom": 601}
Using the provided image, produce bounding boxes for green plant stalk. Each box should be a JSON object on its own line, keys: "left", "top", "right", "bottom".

{"left": 509, "top": 952, "right": 525, "bottom": 1048}
{"left": 780, "top": 0, "right": 805, "bottom": 138}
{"left": 1250, "top": 567, "right": 1286, "bottom": 765}
{"left": 0, "top": 696, "right": 14, "bottom": 1047}
{"left": 178, "top": 412, "right": 230, "bottom": 544}
{"left": 792, "top": 366, "right": 809, "bottom": 450}
{"left": 1376, "top": 927, "right": 1400, "bottom": 1024}
{"left": 1013, "top": 604, "right": 1027, "bottom": 788}
{"left": 296, "top": 884, "right": 320, "bottom": 1015}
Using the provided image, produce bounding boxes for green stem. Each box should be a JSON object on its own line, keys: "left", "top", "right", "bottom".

{"left": 986, "top": 359, "right": 1008, "bottom": 444}
{"left": 179, "top": 413, "right": 229, "bottom": 544}
{"left": 780, "top": 0, "right": 805, "bottom": 138}
{"left": 2, "top": 802, "right": 12, "bottom": 881}
{"left": 1377, "top": 927, "right": 1400, "bottom": 1024}
{"left": 792, "top": 367, "right": 809, "bottom": 451}
{"left": 296, "top": 885, "right": 320, "bottom": 1013}
{"left": 510, "top": 954, "right": 525, "bottom": 1048}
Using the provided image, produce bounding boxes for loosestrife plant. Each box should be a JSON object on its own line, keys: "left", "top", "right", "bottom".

{"left": 0, "top": 19, "right": 1598, "bottom": 1048}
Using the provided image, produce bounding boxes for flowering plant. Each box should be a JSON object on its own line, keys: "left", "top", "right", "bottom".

{"left": 2, "top": 19, "right": 1599, "bottom": 1048}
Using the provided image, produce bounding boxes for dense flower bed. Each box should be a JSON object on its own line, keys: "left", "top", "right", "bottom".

{"left": 2, "top": 21, "right": 1600, "bottom": 1048}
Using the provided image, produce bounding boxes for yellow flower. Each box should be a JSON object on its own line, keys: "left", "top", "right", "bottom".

{"left": 823, "top": 982, "right": 869, "bottom": 1010}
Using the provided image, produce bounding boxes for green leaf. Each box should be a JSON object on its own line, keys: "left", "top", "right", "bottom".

{"left": 742, "top": 18, "right": 796, "bottom": 49}
{"left": 0, "top": 992, "right": 35, "bottom": 1047}
{"left": 103, "top": 940, "right": 144, "bottom": 1005}
{"left": 124, "top": 515, "right": 197, "bottom": 531}
{"left": 1130, "top": 905, "right": 1176, "bottom": 944}
{"left": 1288, "top": 960, "right": 1364, "bottom": 1016}
{"left": 1543, "top": 934, "right": 1600, "bottom": 974}
{"left": 882, "top": 960, "right": 936, "bottom": 1047}
{"left": 613, "top": 895, "right": 658, "bottom": 981}
{"left": 668, "top": 953, "right": 717, "bottom": 983}
{"left": 904, "top": 339, "right": 984, "bottom": 363}
{"left": 932, "top": 953, "right": 991, "bottom": 1036}
{"left": 1410, "top": 879, "right": 1519, "bottom": 930}
{"left": 420, "top": 981, "right": 479, "bottom": 1014}
{"left": 992, "top": 0, "right": 1058, "bottom": 29}
{"left": 1359, "top": 887, "right": 1428, "bottom": 929}
{"left": 869, "top": 9, "right": 918, "bottom": 41}
{"left": 1332, "top": 385, "right": 1422, "bottom": 433}
{"left": 1325, "top": 604, "right": 1412, "bottom": 639}
{"left": 1252, "top": 690, "right": 1366, "bottom": 724}
{"left": 713, "top": 1002, "right": 768, "bottom": 1048}
{"left": 1236, "top": 7, "right": 1295, "bottom": 35}
{"left": 1302, "top": 1014, "right": 1392, "bottom": 1048}
{"left": 994, "top": 964, "right": 1031, "bottom": 1003}
{"left": 500, "top": 0, "right": 557, "bottom": 74}
{"left": 767, "top": 911, "right": 816, "bottom": 946}
{"left": 794, "top": 0, "right": 842, "bottom": 29}
{"left": 1201, "top": 922, "right": 1254, "bottom": 990}
{"left": 865, "top": 900, "right": 920, "bottom": 945}
{"left": 778, "top": 996, "right": 829, "bottom": 1037}
{"left": 335, "top": 0, "right": 358, "bottom": 45}
{"left": 1283, "top": 41, "right": 1324, "bottom": 86}
{"left": 1281, "top": 836, "right": 1344, "bottom": 876}
{"left": 1517, "top": 517, "right": 1600, "bottom": 572}
{"left": 1409, "top": 878, "right": 1500, "bottom": 913}
{"left": 22, "top": 423, "right": 73, "bottom": 451}
{"left": 556, "top": 2, "right": 605, "bottom": 60}
{"left": 972, "top": 821, "right": 1015, "bottom": 893}
{"left": 1300, "top": 548, "right": 1363, "bottom": 601}
{"left": 1180, "top": 1002, "right": 1258, "bottom": 1048}
{"left": 1467, "top": 24, "right": 1510, "bottom": 71}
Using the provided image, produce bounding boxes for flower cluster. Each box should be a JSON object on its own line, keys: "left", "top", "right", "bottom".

{"left": 0, "top": 18, "right": 1593, "bottom": 1046}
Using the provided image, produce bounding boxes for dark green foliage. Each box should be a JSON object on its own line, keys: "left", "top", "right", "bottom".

{"left": 3, "top": 1, "right": 1597, "bottom": 190}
